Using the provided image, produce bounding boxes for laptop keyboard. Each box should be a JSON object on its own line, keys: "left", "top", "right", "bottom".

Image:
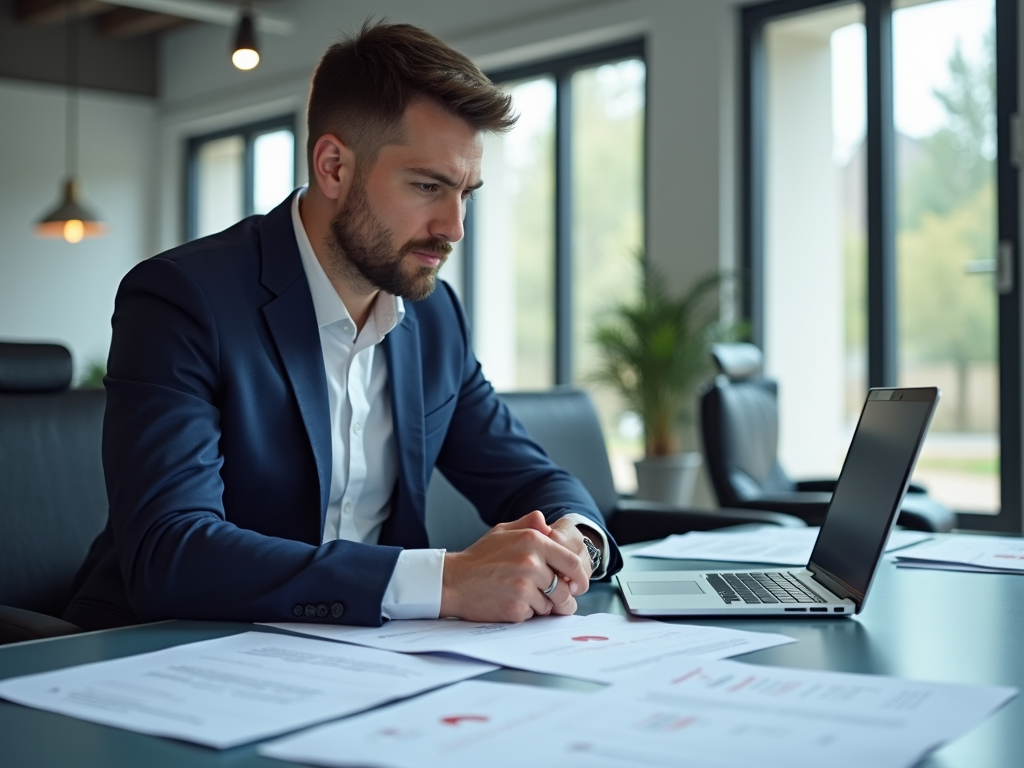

{"left": 705, "top": 571, "right": 826, "bottom": 605}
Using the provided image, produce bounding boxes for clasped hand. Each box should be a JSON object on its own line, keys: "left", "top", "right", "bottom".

{"left": 440, "top": 510, "right": 594, "bottom": 622}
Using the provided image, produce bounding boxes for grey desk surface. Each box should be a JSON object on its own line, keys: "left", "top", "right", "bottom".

{"left": 2, "top": 546, "right": 1022, "bottom": 767}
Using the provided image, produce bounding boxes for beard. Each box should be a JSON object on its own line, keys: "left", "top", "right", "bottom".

{"left": 326, "top": 182, "right": 452, "bottom": 302}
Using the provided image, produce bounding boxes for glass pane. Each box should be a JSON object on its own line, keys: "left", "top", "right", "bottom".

{"left": 763, "top": 4, "right": 868, "bottom": 478}
{"left": 195, "top": 135, "right": 244, "bottom": 238}
{"left": 473, "top": 77, "right": 556, "bottom": 390}
{"left": 572, "top": 58, "right": 646, "bottom": 493}
{"left": 253, "top": 129, "right": 295, "bottom": 214}
{"left": 894, "top": 0, "right": 998, "bottom": 513}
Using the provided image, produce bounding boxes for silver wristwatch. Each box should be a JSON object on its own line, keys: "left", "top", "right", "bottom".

{"left": 582, "top": 537, "right": 601, "bottom": 573}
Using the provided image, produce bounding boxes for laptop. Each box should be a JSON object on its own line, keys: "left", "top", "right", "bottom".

{"left": 616, "top": 386, "right": 940, "bottom": 617}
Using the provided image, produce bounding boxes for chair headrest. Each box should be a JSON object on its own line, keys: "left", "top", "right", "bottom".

{"left": 0, "top": 342, "right": 73, "bottom": 393}
{"left": 709, "top": 343, "right": 763, "bottom": 380}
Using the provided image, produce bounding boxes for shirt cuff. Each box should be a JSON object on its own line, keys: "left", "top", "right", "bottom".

{"left": 560, "top": 512, "right": 610, "bottom": 580}
{"left": 381, "top": 548, "right": 445, "bottom": 620}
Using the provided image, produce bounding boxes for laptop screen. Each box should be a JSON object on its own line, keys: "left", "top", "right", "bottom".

{"left": 808, "top": 388, "right": 938, "bottom": 602}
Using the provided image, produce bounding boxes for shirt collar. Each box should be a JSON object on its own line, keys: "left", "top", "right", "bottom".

{"left": 291, "top": 187, "right": 405, "bottom": 338}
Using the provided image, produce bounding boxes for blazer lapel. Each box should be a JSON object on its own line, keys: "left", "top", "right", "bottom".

{"left": 259, "top": 195, "right": 333, "bottom": 526}
{"left": 381, "top": 310, "right": 429, "bottom": 548}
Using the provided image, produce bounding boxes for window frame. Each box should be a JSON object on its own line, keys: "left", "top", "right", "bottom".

{"left": 184, "top": 113, "right": 298, "bottom": 242}
{"left": 740, "top": 0, "right": 1021, "bottom": 532}
{"left": 467, "top": 39, "right": 647, "bottom": 386}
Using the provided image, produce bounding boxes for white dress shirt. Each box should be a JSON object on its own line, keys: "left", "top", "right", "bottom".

{"left": 293, "top": 192, "right": 442, "bottom": 619}
{"left": 291, "top": 189, "right": 607, "bottom": 620}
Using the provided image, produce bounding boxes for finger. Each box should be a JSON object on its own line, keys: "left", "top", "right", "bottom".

{"left": 524, "top": 576, "right": 553, "bottom": 617}
{"left": 536, "top": 536, "right": 590, "bottom": 594}
{"left": 545, "top": 521, "right": 593, "bottom": 590}
{"left": 539, "top": 568, "right": 560, "bottom": 597}
{"left": 543, "top": 576, "right": 577, "bottom": 615}
{"left": 501, "top": 510, "right": 551, "bottom": 535}
{"left": 546, "top": 520, "right": 578, "bottom": 547}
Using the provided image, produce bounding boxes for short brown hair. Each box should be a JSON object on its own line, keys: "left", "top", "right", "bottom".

{"left": 307, "top": 20, "right": 516, "bottom": 172}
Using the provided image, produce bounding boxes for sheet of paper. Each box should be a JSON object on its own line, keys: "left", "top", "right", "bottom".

{"left": 552, "top": 659, "right": 1018, "bottom": 768}
{"left": 0, "top": 631, "right": 496, "bottom": 749}
{"left": 895, "top": 560, "right": 1024, "bottom": 575}
{"left": 259, "top": 662, "right": 1017, "bottom": 768}
{"left": 260, "top": 679, "right": 587, "bottom": 768}
{"left": 894, "top": 534, "right": 1024, "bottom": 573}
{"left": 633, "top": 527, "right": 931, "bottom": 565}
{"left": 264, "top": 613, "right": 796, "bottom": 683}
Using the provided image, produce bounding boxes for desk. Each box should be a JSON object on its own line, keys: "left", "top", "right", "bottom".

{"left": 1, "top": 547, "right": 1022, "bottom": 767}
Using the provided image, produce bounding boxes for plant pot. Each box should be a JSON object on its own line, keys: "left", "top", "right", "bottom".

{"left": 634, "top": 452, "right": 703, "bottom": 506}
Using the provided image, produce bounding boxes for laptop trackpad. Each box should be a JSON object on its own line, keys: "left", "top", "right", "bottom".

{"left": 628, "top": 580, "right": 705, "bottom": 596}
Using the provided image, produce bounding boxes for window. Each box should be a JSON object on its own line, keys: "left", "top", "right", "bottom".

{"left": 468, "top": 42, "right": 647, "bottom": 490}
{"left": 186, "top": 115, "right": 296, "bottom": 241}
{"left": 743, "top": 0, "right": 1019, "bottom": 531}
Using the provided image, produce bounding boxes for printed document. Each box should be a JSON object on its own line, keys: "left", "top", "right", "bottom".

{"left": 259, "top": 679, "right": 587, "bottom": 768}
{"left": 264, "top": 613, "right": 795, "bottom": 683}
{"left": 260, "top": 661, "right": 1016, "bottom": 768}
{"left": 633, "top": 527, "right": 931, "bottom": 565}
{"left": 0, "top": 631, "right": 495, "bottom": 748}
{"left": 894, "top": 534, "right": 1024, "bottom": 573}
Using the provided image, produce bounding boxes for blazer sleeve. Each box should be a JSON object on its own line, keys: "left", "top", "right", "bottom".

{"left": 103, "top": 256, "right": 400, "bottom": 627}
{"left": 430, "top": 284, "right": 623, "bottom": 577}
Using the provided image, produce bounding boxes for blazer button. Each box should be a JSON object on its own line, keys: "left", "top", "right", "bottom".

{"left": 292, "top": 605, "right": 304, "bottom": 618}
{"left": 316, "top": 603, "right": 329, "bottom": 618}
{"left": 330, "top": 602, "right": 345, "bottom": 618}
{"left": 304, "top": 604, "right": 317, "bottom": 618}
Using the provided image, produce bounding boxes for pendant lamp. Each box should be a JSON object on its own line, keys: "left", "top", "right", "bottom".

{"left": 35, "top": 0, "right": 105, "bottom": 244}
{"left": 231, "top": 8, "right": 260, "bottom": 70}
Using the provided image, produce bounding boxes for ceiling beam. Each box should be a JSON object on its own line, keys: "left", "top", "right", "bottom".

{"left": 15, "top": 0, "right": 292, "bottom": 34}
{"left": 15, "top": 0, "right": 114, "bottom": 25}
{"left": 104, "top": 0, "right": 292, "bottom": 34}
{"left": 95, "top": 6, "right": 192, "bottom": 38}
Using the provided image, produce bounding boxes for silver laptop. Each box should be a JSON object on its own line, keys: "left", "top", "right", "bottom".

{"left": 616, "top": 387, "right": 940, "bottom": 617}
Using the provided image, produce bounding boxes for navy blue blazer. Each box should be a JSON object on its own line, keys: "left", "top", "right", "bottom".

{"left": 65, "top": 194, "right": 621, "bottom": 631}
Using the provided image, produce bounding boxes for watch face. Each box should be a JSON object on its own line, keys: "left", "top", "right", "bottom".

{"left": 583, "top": 537, "right": 601, "bottom": 570}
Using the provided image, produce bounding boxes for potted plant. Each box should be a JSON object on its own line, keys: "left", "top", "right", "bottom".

{"left": 590, "top": 261, "right": 738, "bottom": 505}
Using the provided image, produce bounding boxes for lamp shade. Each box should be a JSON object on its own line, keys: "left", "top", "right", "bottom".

{"left": 35, "top": 178, "right": 106, "bottom": 244}
{"left": 232, "top": 13, "right": 259, "bottom": 70}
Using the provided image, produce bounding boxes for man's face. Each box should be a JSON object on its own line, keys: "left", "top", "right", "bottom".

{"left": 327, "top": 99, "right": 484, "bottom": 301}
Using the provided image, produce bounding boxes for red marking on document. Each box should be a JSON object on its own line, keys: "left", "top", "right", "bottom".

{"left": 571, "top": 635, "right": 609, "bottom": 642}
{"left": 728, "top": 676, "right": 755, "bottom": 693}
{"left": 440, "top": 715, "right": 489, "bottom": 726}
{"left": 669, "top": 716, "right": 697, "bottom": 731}
{"left": 671, "top": 669, "right": 704, "bottom": 685}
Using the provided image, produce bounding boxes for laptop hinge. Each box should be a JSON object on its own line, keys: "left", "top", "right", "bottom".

{"left": 807, "top": 564, "right": 862, "bottom": 609}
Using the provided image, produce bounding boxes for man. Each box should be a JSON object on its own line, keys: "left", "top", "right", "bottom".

{"left": 65, "top": 21, "right": 622, "bottom": 631}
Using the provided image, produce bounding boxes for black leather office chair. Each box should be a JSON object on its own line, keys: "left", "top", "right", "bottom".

{"left": 425, "top": 388, "right": 805, "bottom": 553}
{"left": 699, "top": 343, "right": 956, "bottom": 532}
{"left": 0, "top": 342, "right": 108, "bottom": 645}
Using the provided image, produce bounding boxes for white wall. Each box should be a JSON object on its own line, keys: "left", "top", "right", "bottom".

{"left": 0, "top": 77, "right": 155, "bottom": 380}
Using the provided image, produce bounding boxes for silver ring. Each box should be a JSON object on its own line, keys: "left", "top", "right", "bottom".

{"left": 543, "top": 573, "right": 559, "bottom": 595}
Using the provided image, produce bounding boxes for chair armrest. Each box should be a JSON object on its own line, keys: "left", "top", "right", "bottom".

{"left": 742, "top": 490, "right": 952, "bottom": 532}
{"left": 727, "top": 493, "right": 830, "bottom": 526}
{"left": 0, "top": 605, "right": 82, "bottom": 646}
{"left": 894, "top": 494, "right": 957, "bottom": 532}
{"left": 794, "top": 479, "right": 837, "bottom": 492}
{"left": 790, "top": 480, "right": 928, "bottom": 496}
{"left": 609, "top": 501, "right": 806, "bottom": 545}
